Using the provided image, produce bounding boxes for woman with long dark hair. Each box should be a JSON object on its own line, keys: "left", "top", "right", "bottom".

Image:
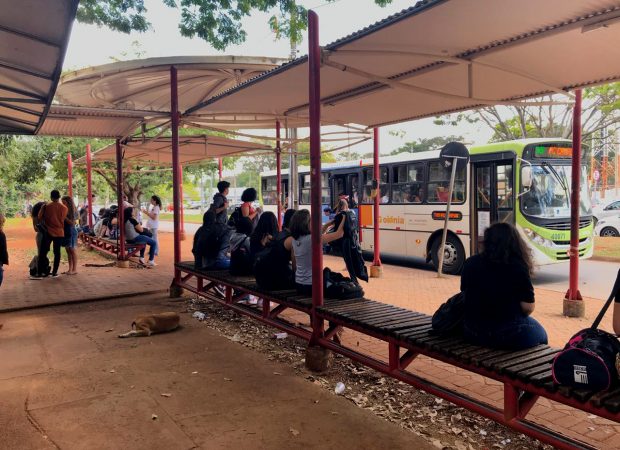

{"left": 461, "top": 222, "right": 547, "bottom": 350}
{"left": 61, "top": 196, "right": 79, "bottom": 275}
{"left": 250, "top": 211, "right": 278, "bottom": 258}
{"left": 142, "top": 195, "right": 162, "bottom": 255}
{"left": 124, "top": 207, "right": 158, "bottom": 266}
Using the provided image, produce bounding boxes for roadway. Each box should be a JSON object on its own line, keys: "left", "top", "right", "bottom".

{"left": 158, "top": 220, "right": 617, "bottom": 301}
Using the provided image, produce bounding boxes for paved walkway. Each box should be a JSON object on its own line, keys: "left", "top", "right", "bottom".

{"left": 3, "top": 218, "right": 620, "bottom": 447}
{"left": 1, "top": 294, "right": 429, "bottom": 450}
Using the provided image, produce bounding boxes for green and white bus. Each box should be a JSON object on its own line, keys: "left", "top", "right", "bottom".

{"left": 260, "top": 138, "right": 593, "bottom": 274}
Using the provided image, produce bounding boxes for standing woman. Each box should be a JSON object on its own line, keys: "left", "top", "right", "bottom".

{"left": 0, "top": 213, "right": 8, "bottom": 287}
{"left": 61, "top": 196, "right": 79, "bottom": 275}
{"left": 142, "top": 195, "right": 161, "bottom": 255}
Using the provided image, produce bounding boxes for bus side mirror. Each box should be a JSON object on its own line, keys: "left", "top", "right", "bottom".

{"left": 521, "top": 166, "right": 532, "bottom": 188}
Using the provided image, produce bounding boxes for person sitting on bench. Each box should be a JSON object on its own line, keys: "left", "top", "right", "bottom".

{"left": 290, "top": 209, "right": 345, "bottom": 296}
{"left": 250, "top": 211, "right": 278, "bottom": 261}
{"left": 460, "top": 222, "right": 547, "bottom": 350}
{"left": 123, "top": 207, "right": 158, "bottom": 266}
{"left": 193, "top": 210, "right": 230, "bottom": 270}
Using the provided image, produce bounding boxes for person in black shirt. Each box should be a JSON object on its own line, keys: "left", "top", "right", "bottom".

{"left": 210, "top": 180, "right": 230, "bottom": 225}
{"left": 461, "top": 222, "right": 547, "bottom": 350}
{"left": 0, "top": 213, "right": 7, "bottom": 287}
{"left": 250, "top": 211, "right": 278, "bottom": 260}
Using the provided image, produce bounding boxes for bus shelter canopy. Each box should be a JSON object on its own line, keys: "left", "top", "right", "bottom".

{"left": 0, "top": 0, "right": 78, "bottom": 134}
{"left": 73, "top": 135, "right": 273, "bottom": 167}
{"left": 187, "top": 0, "right": 620, "bottom": 129}
{"left": 56, "top": 56, "right": 286, "bottom": 114}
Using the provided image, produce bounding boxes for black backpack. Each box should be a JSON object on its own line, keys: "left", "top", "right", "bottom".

{"left": 227, "top": 207, "right": 242, "bottom": 228}
{"left": 431, "top": 292, "right": 466, "bottom": 335}
{"left": 230, "top": 236, "right": 252, "bottom": 275}
{"left": 552, "top": 269, "right": 620, "bottom": 391}
{"left": 323, "top": 267, "right": 364, "bottom": 300}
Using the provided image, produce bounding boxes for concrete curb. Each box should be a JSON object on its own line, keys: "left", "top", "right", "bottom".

{"left": 0, "top": 288, "right": 169, "bottom": 314}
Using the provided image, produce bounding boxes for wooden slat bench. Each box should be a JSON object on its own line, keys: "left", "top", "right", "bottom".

{"left": 81, "top": 234, "right": 146, "bottom": 260}
{"left": 175, "top": 261, "right": 618, "bottom": 449}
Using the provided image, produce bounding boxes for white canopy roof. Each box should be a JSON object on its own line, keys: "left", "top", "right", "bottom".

{"left": 74, "top": 135, "right": 272, "bottom": 167}
{"left": 0, "top": 0, "right": 78, "bottom": 134}
{"left": 188, "top": 0, "right": 620, "bottom": 128}
{"left": 56, "top": 56, "right": 286, "bottom": 113}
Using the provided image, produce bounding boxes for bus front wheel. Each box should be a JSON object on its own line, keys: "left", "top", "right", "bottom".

{"left": 431, "top": 234, "right": 465, "bottom": 275}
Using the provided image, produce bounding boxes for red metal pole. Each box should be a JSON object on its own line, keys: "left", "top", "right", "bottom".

{"left": 276, "top": 120, "right": 282, "bottom": 230}
{"left": 218, "top": 158, "right": 223, "bottom": 180}
{"left": 67, "top": 153, "right": 73, "bottom": 198}
{"left": 308, "top": 10, "right": 324, "bottom": 344}
{"left": 86, "top": 143, "right": 93, "bottom": 229}
{"left": 180, "top": 164, "right": 186, "bottom": 241}
{"left": 566, "top": 89, "right": 583, "bottom": 307}
{"left": 170, "top": 66, "right": 181, "bottom": 282}
{"left": 115, "top": 139, "right": 125, "bottom": 261}
{"left": 371, "top": 127, "right": 382, "bottom": 275}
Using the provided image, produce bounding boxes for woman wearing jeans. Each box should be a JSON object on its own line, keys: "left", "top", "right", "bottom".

{"left": 461, "top": 222, "right": 547, "bottom": 350}
{"left": 142, "top": 195, "right": 161, "bottom": 256}
{"left": 123, "top": 207, "right": 157, "bottom": 266}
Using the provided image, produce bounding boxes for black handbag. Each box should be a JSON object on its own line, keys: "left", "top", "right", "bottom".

{"left": 140, "top": 228, "right": 153, "bottom": 238}
{"left": 431, "top": 292, "right": 466, "bottom": 335}
{"left": 552, "top": 269, "right": 620, "bottom": 391}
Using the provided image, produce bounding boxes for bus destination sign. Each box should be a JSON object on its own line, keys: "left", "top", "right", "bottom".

{"left": 533, "top": 145, "right": 572, "bottom": 158}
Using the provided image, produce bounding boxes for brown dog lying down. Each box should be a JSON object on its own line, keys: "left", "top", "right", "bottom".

{"left": 118, "top": 312, "right": 180, "bottom": 338}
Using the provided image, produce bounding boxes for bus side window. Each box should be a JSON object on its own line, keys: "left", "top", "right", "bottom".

{"left": 392, "top": 163, "right": 423, "bottom": 203}
{"left": 427, "top": 161, "right": 465, "bottom": 204}
{"left": 363, "top": 167, "right": 389, "bottom": 203}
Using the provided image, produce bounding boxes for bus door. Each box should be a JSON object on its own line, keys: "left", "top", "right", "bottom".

{"left": 471, "top": 155, "right": 515, "bottom": 253}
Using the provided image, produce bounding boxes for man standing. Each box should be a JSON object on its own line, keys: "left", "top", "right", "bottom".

{"left": 35, "top": 190, "right": 68, "bottom": 278}
{"left": 211, "top": 180, "right": 230, "bottom": 224}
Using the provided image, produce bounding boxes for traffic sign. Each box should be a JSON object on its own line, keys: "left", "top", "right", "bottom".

{"left": 440, "top": 142, "right": 469, "bottom": 171}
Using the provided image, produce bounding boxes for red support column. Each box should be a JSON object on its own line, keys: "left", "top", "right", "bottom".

{"left": 564, "top": 89, "right": 584, "bottom": 317}
{"left": 276, "top": 120, "right": 282, "bottom": 230}
{"left": 370, "top": 127, "right": 383, "bottom": 278}
{"left": 86, "top": 143, "right": 93, "bottom": 229}
{"left": 180, "top": 164, "right": 186, "bottom": 241}
{"left": 67, "top": 153, "right": 73, "bottom": 198}
{"left": 308, "top": 10, "right": 324, "bottom": 345}
{"left": 218, "top": 158, "right": 223, "bottom": 180}
{"left": 170, "top": 66, "right": 182, "bottom": 288}
{"left": 115, "top": 139, "right": 126, "bottom": 267}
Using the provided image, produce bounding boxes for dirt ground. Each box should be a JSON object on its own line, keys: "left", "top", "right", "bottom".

{"left": 0, "top": 293, "right": 433, "bottom": 450}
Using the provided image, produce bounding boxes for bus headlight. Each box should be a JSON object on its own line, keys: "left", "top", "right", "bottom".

{"left": 523, "top": 228, "right": 553, "bottom": 247}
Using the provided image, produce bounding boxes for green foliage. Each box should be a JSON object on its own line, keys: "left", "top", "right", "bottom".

{"left": 77, "top": 0, "right": 393, "bottom": 50}
{"left": 390, "top": 135, "right": 465, "bottom": 155}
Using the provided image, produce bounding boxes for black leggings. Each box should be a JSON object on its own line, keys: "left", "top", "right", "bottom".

{"left": 39, "top": 235, "right": 63, "bottom": 275}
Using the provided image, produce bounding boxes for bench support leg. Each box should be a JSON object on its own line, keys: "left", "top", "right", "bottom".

{"left": 504, "top": 383, "right": 539, "bottom": 421}
{"left": 262, "top": 298, "right": 270, "bottom": 318}
{"left": 389, "top": 343, "right": 400, "bottom": 371}
{"left": 269, "top": 304, "right": 288, "bottom": 320}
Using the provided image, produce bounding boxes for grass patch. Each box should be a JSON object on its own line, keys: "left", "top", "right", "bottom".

{"left": 160, "top": 212, "right": 204, "bottom": 224}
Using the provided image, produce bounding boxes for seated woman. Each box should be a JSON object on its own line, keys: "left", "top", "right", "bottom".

{"left": 250, "top": 211, "right": 278, "bottom": 260}
{"left": 123, "top": 207, "right": 158, "bottom": 266}
{"left": 193, "top": 210, "right": 230, "bottom": 270}
{"left": 240, "top": 187, "right": 259, "bottom": 225}
{"left": 290, "top": 209, "right": 345, "bottom": 295}
{"left": 254, "top": 210, "right": 297, "bottom": 290}
{"left": 461, "top": 222, "right": 547, "bottom": 350}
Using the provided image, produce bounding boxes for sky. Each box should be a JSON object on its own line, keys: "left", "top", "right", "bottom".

{"left": 62, "top": 0, "right": 494, "bottom": 155}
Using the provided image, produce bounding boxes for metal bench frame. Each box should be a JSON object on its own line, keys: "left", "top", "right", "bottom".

{"left": 175, "top": 261, "right": 617, "bottom": 450}
{"left": 81, "top": 234, "right": 145, "bottom": 259}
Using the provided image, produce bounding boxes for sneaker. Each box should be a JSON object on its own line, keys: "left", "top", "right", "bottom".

{"left": 51, "top": 273, "right": 60, "bottom": 278}
{"left": 138, "top": 258, "right": 145, "bottom": 265}
{"left": 29, "top": 275, "right": 43, "bottom": 280}
{"left": 147, "top": 260, "right": 157, "bottom": 267}
{"left": 213, "top": 285, "right": 226, "bottom": 298}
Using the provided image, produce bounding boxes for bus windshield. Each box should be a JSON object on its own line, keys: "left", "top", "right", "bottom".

{"left": 520, "top": 164, "right": 591, "bottom": 219}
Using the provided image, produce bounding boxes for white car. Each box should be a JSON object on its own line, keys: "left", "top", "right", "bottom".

{"left": 595, "top": 214, "right": 620, "bottom": 237}
{"left": 592, "top": 199, "right": 620, "bottom": 226}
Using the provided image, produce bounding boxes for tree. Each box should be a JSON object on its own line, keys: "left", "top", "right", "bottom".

{"left": 77, "top": 0, "right": 394, "bottom": 51}
{"left": 389, "top": 135, "right": 465, "bottom": 155}
{"left": 434, "top": 83, "right": 620, "bottom": 144}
